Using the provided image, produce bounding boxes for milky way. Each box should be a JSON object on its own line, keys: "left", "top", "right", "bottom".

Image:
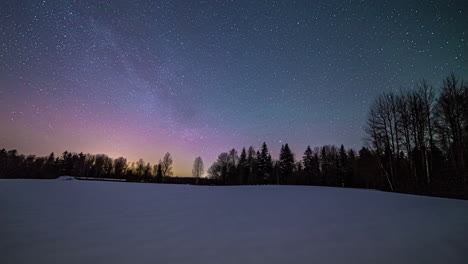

{"left": 1, "top": 0, "right": 466, "bottom": 176}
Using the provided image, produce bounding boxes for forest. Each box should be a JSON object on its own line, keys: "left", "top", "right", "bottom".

{"left": 1, "top": 74, "right": 467, "bottom": 199}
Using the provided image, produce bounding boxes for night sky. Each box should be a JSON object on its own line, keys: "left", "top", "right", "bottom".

{"left": 1, "top": 0, "right": 467, "bottom": 176}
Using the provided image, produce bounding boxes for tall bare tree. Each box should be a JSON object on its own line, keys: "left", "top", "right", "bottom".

{"left": 160, "top": 152, "right": 173, "bottom": 178}
{"left": 366, "top": 99, "right": 393, "bottom": 190}
{"left": 192, "top": 156, "right": 204, "bottom": 184}
{"left": 435, "top": 74, "right": 467, "bottom": 180}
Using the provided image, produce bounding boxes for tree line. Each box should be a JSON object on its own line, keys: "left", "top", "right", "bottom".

{"left": 0, "top": 148, "right": 211, "bottom": 185}
{"left": 0, "top": 74, "right": 467, "bottom": 199}
{"left": 205, "top": 74, "right": 468, "bottom": 198}
{"left": 364, "top": 74, "right": 468, "bottom": 197}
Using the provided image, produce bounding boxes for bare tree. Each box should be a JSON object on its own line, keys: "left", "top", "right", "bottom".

{"left": 113, "top": 157, "right": 127, "bottom": 179}
{"left": 365, "top": 97, "right": 395, "bottom": 191}
{"left": 208, "top": 162, "right": 222, "bottom": 179}
{"left": 160, "top": 152, "right": 173, "bottom": 178}
{"left": 192, "top": 156, "right": 204, "bottom": 184}
{"left": 228, "top": 149, "right": 238, "bottom": 167}
{"left": 416, "top": 80, "right": 436, "bottom": 183}
{"left": 435, "top": 74, "right": 466, "bottom": 179}
{"left": 207, "top": 152, "right": 229, "bottom": 182}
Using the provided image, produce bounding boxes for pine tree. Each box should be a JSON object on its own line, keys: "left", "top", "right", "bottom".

{"left": 339, "top": 144, "right": 348, "bottom": 186}
{"left": 303, "top": 146, "right": 314, "bottom": 185}
{"left": 247, "top": 146, "right": 256, "bottom": 184}
{"left": 279, "top": 143, "right": 294, "bottom": 184}
{"left": 312, "top": 153, "right": 320, "bottom": 185}
{"left": 256, "top": 142, "right": 273, "bottom": 184}
{"left": 320, "top": 147, "right": 328, "bottom": 185}
{"left": 346, "top": 149, "right": 356, "bottom": 187}
{"left": 238, "top": 147, "right": 247, "bottom": 184}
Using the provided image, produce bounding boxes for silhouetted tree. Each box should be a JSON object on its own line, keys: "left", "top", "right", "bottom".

{"left": 114, "top": 157, "right": 127, "bottom": 179}
{"left": 192, "top": 156, "right": 204, "bottom": 184}
{"left": 278, "top": 144, "right": 294, "bottom": 184}
{"left": 256, "top": 142, "right": 273, "bottom": 184}
{"left": 156, "top": 164, "right": 163, "bottom": 183}
{"left": 339, "top": 145, "right": 348, "bottom": 186}
{"left": 160, "top": 152, "right": 173, "bottom": 178}
{"left": 227, "top": 149, "right": 239, "bottom": 184}
{"left": 247, "top": 146, "right": 256, "bottom": 184}
{"left": 303, "top": 146, "right": 314, "bottom": 185}
{"left": 136, "top": 158, "right": 145, "bottom": 180}
{"left": 208, "top": 152, "right": 229, "bottom": 183}
{"left": 435, "top": 74, "right": 467, "bottom": 181}
{"left": 238, "top": 148, "right": 248, "bottom": 184}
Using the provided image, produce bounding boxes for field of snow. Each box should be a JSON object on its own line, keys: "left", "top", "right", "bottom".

{"left": 1, "top": 179, "right": 467, "bottom": 264}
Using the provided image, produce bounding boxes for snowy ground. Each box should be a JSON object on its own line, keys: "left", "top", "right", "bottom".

{"left": 1, "top": 179, "right": 467, "bottom": 264}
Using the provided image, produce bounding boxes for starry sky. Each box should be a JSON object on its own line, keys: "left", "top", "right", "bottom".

{"left": 1, "top": 0, "right": 467, "bottom": 176}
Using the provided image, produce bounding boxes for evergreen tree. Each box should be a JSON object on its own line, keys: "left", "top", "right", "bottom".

{"left": 303, "top": 146, "right": 314, "bottom": 185}
{"left": 278, "top": 143, "right": 294, "bottom": 184}
{"left": 247, "top": 146, "right": 256, "bottom": 184}
{"left": 320, "top": 146, "right": 328, "bottom": 185}
{"left": 256, "top": 142, "right": 273, "bottom": 184}
{"left": 346, "top": 149, "right": 356, "bottom": 187}
{"left": 339, "top": 144, "right": 348, "bottom": 186}
{"left": 238, "top": 147, "right": 248, "bottom": 184}
{"left": 312, "top": 153, "right": 321, "bottom": 185}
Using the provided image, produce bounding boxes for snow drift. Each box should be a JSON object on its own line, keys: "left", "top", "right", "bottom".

{"left": 0, "top": 179, "right": 467, "bottom": 264}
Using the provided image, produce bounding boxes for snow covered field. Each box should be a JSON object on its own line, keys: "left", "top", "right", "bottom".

{"left": 1, "top": 179, "right": 467, "bottom": 264}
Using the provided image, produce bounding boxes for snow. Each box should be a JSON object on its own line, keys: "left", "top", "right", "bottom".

{"left": 1, "top": 179, "right": 467, "bottom": 264}
{"left": 74, "top": 177, "right": 127, "bottom": 182}
{"left": 56, "top": 175, "right": 75, "bottom": 180}
{"left": 55, "top": 176, "right": 127, "bottom": 182}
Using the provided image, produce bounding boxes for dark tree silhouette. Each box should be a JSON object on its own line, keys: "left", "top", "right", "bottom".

{"left": 156, "top": 164, "right": 163, "bottom": 183}
{"left": 160, "top": 152, "right": 173, "bottom": 178}
{"left": 278, "top": 144, "right": 294, "bottom": 184}
{"left": 302, "top": 146, "right": 314, "bottom": 185}
{"left": 238, "top": 148, "right": 248, "bottom": 185}
{"left": 256, "top": 142, "right": 273, "bottom": 184}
